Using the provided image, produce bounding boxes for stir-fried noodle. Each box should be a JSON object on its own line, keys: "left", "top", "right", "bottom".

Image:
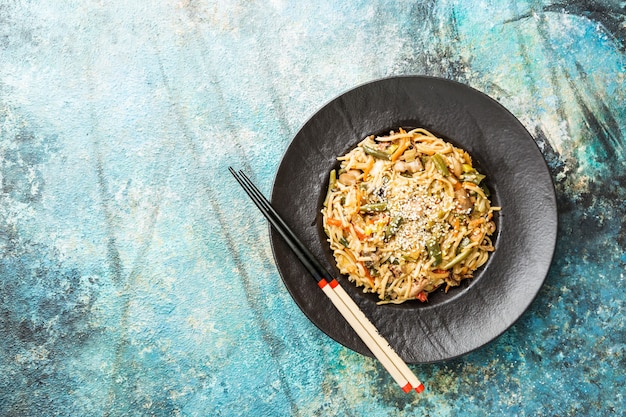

{"left": 322, "top": 128, "right": 500, "bottom": 304}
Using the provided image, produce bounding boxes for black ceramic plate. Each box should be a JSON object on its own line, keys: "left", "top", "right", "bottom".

{"left": 270, "top": 76, "right": 557, "bottom": 363}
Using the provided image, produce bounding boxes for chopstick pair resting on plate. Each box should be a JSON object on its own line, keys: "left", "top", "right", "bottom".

{"left": 229, "top": 168, "right": 425, "bottom": 394}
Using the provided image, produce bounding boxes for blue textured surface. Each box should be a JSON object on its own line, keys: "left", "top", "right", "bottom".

{"left": 1, "top": 1, "right": 624, "bottom": 416}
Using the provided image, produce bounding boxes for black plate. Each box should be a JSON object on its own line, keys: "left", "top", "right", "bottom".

{"left": 270, "top": 76, "right": 557, "bottom": 363}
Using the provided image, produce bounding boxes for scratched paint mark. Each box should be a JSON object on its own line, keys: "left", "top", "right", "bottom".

{"left": 533, "top": 1, "right": 626, "bottom": 51}
{"left": 0, "top": 105, "right": 103, "bottom": 415}
{"left": 152, "top": 31, "right": 304, "bottom": 414}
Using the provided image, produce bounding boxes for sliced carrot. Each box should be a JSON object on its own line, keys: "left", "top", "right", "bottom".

{"left": 391, "top": 137, "right": 411, "bottom": 162}
{"left": 353, "top": 226, "right": 367, "bottom": 240}
{"left": 360, "top": 262, "right": 375, "bottom": 284}
{"left": 452, "top": 216, "right": 460, "bottom": 231}
{"left": 326, "top": 218, "right": 343, "bottom": 227}
{"left": 361, "top": 157, "right": 375, "bottom": 180}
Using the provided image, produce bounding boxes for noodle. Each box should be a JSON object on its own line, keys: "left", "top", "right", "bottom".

{"left": 322, "top": 128, "right": 500, "bottom": 304}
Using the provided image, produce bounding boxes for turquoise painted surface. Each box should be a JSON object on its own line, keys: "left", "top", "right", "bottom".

{"left": 1, "top": 1, "right": 624, "bottom": 416}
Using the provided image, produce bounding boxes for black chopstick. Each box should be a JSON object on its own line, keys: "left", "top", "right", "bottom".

{"left": 228, "top": 168, "right": 327, "bottom": 282}
{"left": 229, "top": 167, "right": 424, "bottom": 394}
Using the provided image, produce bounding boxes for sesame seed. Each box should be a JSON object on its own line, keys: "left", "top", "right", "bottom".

{"left": 386, "top": 183, "right": 453, "bottom": 251}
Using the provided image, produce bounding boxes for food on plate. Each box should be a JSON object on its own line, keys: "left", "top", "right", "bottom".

{"left": 322, "top": 127, "right": 500, "bottom": 304}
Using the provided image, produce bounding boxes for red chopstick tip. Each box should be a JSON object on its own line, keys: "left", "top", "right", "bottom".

{"left": 402, "top": 383, "right": 413, "bottom": 393}
{"left": 415, "top": 383, "right": 425, "bottom": 393}
{"left": 318, "top": 279, "right": 328, "bottom": 289}
{"left": 329, "top": 279, "right": 339, "bottom": 288}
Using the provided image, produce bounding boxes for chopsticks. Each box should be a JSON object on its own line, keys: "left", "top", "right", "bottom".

{"left": 229, "top": 167, "right": 425, "bottom": 394}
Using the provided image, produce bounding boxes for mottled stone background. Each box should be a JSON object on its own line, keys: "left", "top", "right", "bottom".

{"left": 1, "top": 1, "right": 624, "bottom": 416}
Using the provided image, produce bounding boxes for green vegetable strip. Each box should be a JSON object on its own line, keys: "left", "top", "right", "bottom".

{"left": 457, "top": 237, "right": 471, "bottom": 254}
{"left": 432, "top": 153, "right": 449, "bottom": 176}
{"left": 324, "top": 169, "right": 337, "bottom": 207}
{"left": 384, "top": 216, "right": 403, "bottom": 240}
{"left": 463, "top": 171, "right": 485, "bottom": 185}
{"left": 480, "top": 182, "right": 491, "bottom": 197}
{"left": 359, "top": 202, "right": 388, "bottom": 213}
{"left": 427, "top": 240, "right": 442, "bottom": 266}
{"left": 442, "top": 247, "right": 473, "bottom": 269}
{"left": 363, "top": 145, "right": 392, "bottom": 160}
